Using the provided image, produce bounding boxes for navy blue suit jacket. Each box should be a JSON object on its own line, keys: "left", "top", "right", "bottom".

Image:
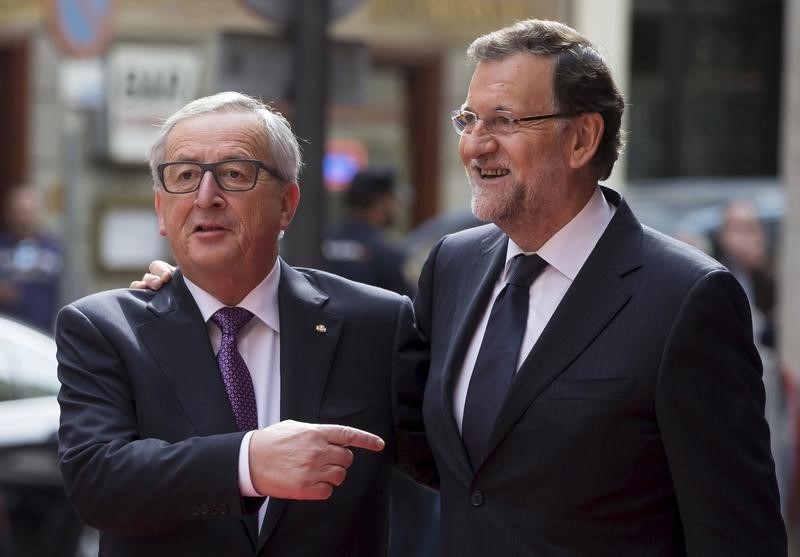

{"left": 57, "top": 260, "right": 422, "bottom": 556}
{"left": 396, "top": 187, "right": 786, "bottom": 556}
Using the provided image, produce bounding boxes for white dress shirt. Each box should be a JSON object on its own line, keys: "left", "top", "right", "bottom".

{"left": 453, "top": 187, "right": 616, "bottom": 430}
{"left": 184, "top": 258, "right": 281, "bottom": 526}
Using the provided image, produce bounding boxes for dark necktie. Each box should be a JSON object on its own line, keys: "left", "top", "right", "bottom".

{"left": 461, "top": 254, "right": 548, "bottom": 468}
{"left": 211, "top": 307, "right": 258, "bottom": 432}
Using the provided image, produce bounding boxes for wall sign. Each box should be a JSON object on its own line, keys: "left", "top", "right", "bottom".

{"left": 47, "top": 0, "right": 113, "bottom": 58}
{"left": 106, "top": 44, "right": 201, "bottom": 164}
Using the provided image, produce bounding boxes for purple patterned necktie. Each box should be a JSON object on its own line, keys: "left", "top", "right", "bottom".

{"left": 210, "top": 307, "right": 258, "bottom": 432}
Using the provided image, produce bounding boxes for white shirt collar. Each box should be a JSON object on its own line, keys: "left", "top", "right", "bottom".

{"left": 183, "top": 259, "right": 281, "bottom": 333}
{"left": 506, "top": 187, "right": 615, "bottom": 280}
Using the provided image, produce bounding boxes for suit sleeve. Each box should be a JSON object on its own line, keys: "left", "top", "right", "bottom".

{"left": 56, "top": 303, "right": 255, "bottom": 535}
{"left": 393, "top": 243, "right": 439, "bottom": 488}
{"left": 656, "top": 269, "right": 786, "bottom": 556}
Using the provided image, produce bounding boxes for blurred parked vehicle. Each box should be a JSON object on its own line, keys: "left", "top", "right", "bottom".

{"left": 623, "top": 176, "right": 782, "bottom": 253}
{"left": 0, "top": 314, "right": 96, "bottom": 557}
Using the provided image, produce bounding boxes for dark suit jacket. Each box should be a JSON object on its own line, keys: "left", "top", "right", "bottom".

{"left": 56, "top": 260, "right": 422, "bottom": 557}
{"left": 396, "top": 187, "right": 786, "bottom": 556}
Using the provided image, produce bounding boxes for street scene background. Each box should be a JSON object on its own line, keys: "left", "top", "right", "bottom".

{"left": 1, "top": 0, "right": 799, "bottom": 555}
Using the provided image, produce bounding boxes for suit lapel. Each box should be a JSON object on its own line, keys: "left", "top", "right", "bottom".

{"left": 485, "top": 189, "right": 643, "bottom": 462}
{"left": 276, "top": 261, "right": 343, "bottom": 422}
{"left": 138, "top": 271, "right": 237, "bottom": 435}
{"left": 438, "top": 232, "right": 508, "bottom": 478}
{"left": 258, "top": 260, "right": 343, "bottom": 548}
{"left": 441, "top": 232, "right": 508, "bottom": 392}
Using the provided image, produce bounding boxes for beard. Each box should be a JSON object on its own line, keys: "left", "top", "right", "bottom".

{"left": 470, "top": 176, "right": 526, "bottom": 225}
{"left": 469, "top": 157, "right": 563, "bottom": 229}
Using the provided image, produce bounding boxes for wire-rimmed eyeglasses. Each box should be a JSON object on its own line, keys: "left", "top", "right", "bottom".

{"left": 450, "top": 109, "right": 576, "bottom": 136}
{"left": 157, "top": 159, "right": 285, "bottom": 194}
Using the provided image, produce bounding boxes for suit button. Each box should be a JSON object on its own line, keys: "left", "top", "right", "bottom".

{"left": 210, "top": 503, "right": 227, "bottom": 516}
{"left": 470, "top": 490, "right": 484, "bottom": 506}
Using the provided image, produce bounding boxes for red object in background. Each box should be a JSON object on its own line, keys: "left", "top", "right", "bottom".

{"left": 782, "top": 365, "right": 800, "bottom": 520}
{"left": 46, "top": 0, "right": 113, "bottom": 58}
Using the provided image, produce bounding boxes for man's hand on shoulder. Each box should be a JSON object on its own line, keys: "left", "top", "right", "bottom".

{"left": 248, "top": 420, "right": 385, "bottom": 500}
{"left": 130, "top": 260, "right": 176, "bottom": 290}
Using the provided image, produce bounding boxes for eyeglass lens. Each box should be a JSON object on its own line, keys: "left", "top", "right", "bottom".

{"left": 162, "top": 161, "right": 260, "bottom": 192}
{"left": 452, "top": 111, "right": 512, "bottom": 135}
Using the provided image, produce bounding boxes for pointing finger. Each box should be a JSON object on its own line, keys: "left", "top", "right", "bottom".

{"left": 318, "top": 425, "right": 385, "bottom": 452}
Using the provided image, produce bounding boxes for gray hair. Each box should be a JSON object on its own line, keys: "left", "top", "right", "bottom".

{"left": 148, "top": 91, "right": 302, "bottom": 187}
{"left": 467, "top": 19, "right": 625, "bottom": 181}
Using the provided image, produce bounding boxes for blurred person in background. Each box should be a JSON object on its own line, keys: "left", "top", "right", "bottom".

{"left": 713, "top": 198, "right": 791, "bottom": 516}
{"left": 57, "top": 92, "right": 424, "bottom": 557}
{"left": 322, "top": 165, "right": 413, "bottom": 296}
{"left": 0, "top": 183, "right": 63, "bottom": 331}
{"left": 392, "top": 18, "right": 786, "bottom": 555}
{"left": 323, "top": 166, "right": 439, "bottom": 557}
{"left": 714, "top": 198, "right": 776, "bottom": 347}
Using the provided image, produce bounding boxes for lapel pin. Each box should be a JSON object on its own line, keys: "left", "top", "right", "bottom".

{"left": 315, "top": 324, "right": 327, "bottom": 334}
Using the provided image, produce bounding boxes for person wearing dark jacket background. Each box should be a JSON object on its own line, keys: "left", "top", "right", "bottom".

{"left": 323, "top": 165, "right": 413, "bottom": 296}
{"left": 0, "top": 183, "right": 63, "bottom": 331}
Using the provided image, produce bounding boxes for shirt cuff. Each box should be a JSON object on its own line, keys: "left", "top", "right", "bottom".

{"left": 238, "top": 430, "right": 260, "bottom": 497}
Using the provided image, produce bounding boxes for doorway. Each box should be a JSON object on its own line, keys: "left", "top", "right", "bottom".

{"left": 0, "top": 36, "right": 29, "bottom": 221}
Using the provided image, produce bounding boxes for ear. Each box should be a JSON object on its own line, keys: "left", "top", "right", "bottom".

{"left": 154, "top": 189, "right": 167, "bottom": 237}
{"left": 568, "top": 112, "right": 604, "bottom": 171}
{"left": 279, "top": 182, "right": 301, "bottom": 230}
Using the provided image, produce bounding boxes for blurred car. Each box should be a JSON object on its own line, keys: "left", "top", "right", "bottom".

{"left": 0, "top": 314, "right": 97, "bottom": 557}
{"left": 623, "top": 176, "right": 782, "bottom": 255}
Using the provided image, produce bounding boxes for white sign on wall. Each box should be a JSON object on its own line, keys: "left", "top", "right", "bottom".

{"left": 97, "top": 206, "right": 168, "bottom": 271}
{"left": 106, "top": 44, "right": 202, "bottom": 164}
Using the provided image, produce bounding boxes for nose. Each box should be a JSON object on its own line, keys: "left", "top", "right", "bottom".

{"left": 459, "top": 126, "right": 498, "bottom": 162}
{"left": 194, "top": 170, "right": 225, "bottom": 208}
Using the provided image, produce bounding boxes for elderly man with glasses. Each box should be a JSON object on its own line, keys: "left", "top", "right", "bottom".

{"left": 56, "top": 92, "right": 425, "bottom": 557}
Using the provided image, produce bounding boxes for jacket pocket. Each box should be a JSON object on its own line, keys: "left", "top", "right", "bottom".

{"left": 545, "top": 377, "right": 634, "bottom": 400}
{"left": 318, "top": 401, "right": 376, "bottom": 428}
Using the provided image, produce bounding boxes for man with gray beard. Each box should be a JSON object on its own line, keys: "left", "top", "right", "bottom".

{"left": 393, "top": 18, "right": 786, "bottom": 556}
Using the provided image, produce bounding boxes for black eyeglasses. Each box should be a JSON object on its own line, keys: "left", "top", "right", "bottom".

{"left": 450, "top": 109, "right": 575, "bottom": 136}
{"left": 157, "top": 159, "right": 285, "bottom": 194}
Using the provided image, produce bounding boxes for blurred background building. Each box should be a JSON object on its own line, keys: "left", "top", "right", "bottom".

{"left": 0, "top": 0, "right": 784, "bottom": 299}
{"left": 1, "top": 0, "right": 798, "bottom": 554}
